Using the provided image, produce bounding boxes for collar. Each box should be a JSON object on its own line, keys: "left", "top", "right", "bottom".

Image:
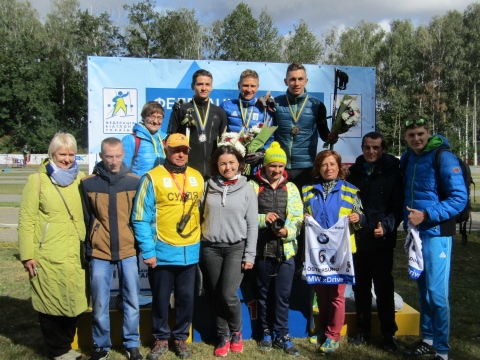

{"left": 164, "top": 160, "right": 187, "bottom": 174}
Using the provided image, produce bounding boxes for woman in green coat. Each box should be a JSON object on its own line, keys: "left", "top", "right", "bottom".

{"left": 18, "top": 132, "right": 87, "bottom": 360}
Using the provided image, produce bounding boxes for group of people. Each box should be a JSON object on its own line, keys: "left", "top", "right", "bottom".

{"left": 17, "top": 63, "right": 467, "bottom": 360}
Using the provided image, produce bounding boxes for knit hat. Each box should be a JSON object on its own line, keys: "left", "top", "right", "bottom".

{"left": 264, "top": 142, "right": 287, "bottom": 165}
{"left": 167, "top": 133, "right": 189, "bottom": 148}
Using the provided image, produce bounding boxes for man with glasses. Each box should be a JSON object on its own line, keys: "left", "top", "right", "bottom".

{"left": 401, "top": 116, "right": 467, "bottom": 360}
{"left": 132, "top": 133, "right": 204, "bottom": 360}
{"left": 168, "top": 69, "right": 227, "bottom": 179}
{"left": 123, "top": 101, "right": 166, "bottom": 176}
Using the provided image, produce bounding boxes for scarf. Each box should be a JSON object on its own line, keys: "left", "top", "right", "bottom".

{"left": 46, "top": 160, "right": 79, "bottom": 186}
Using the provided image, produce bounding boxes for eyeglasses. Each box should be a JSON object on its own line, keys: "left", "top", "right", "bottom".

{"left": 405, "top": 118, "right": 426, "bottom": 127}
{"left": 147, "top": 115, "right": 164, "bottom": 123}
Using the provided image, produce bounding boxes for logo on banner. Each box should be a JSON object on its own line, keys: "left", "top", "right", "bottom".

{"left": 103, "top": 88, "right": 138, "bottom": 134}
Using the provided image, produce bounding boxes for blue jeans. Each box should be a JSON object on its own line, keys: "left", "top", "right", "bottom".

{"left": 90, "top": 256, "right": 140, "bottom": 350}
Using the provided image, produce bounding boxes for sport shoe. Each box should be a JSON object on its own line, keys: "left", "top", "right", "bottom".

{"left": 173, "top": 340, "right": 192, "bottom": 359}
{"left": 318, "top": 338, "right": 339, "bottom": 355}
{"left": 382, "top": 336, "right": 398, "bottom": 352}
{"left": 88, "top": 349, "right": 109, "bottom": 360}
{"left": 125, "top": 347, "right": 143, "bottom": 360}
{"left": 273, "top": 335, "right": 300, "bottom": 357}
{"left": 214, "top": 336, "right": 231, "bottom": 357}
{"left": 54, "top": 352, "right": 83, "bottom": 360}
{"left": 230, "top": 331, "right": 243, "bottom": 353}
{"left": 348, "top": 332, "right": 370, "bottom": 346}
{"left": 259, "top": 330, "right": 272, "bottom": 351}
{"left": 68, "top": 349, "right": 83, "bottom": 360}
{"left": 147, "top": 339, "right": 169, "bottom": 360}
{"left": 404, "top": 341, "right": 435, "bottom": 357}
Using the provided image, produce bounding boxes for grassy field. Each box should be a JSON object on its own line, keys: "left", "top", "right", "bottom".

{"left": 1, "top": 234, "right": 479, "bottom": 360}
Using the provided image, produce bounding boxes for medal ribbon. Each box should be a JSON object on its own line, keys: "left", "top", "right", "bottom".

{"left": 238, "top": 98, "right": 254, "bottom": 134}
{"left": 169, "top": 171, "right": 187, "bottom": 202}
{"left": 193, "top": 100, "right": 211, "bottom": 134}
{"left": 287, "top": 94, "right": 309, "bottom": 124}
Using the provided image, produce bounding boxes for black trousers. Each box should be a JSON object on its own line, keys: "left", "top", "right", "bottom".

{"left": 38, "top": 312, "right": 81, "bottom": 357}
{"left": 352, "top": 248, "right": 398, "bottom": 337}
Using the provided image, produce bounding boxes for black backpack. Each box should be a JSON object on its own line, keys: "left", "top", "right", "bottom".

{"left": 402, "top": 148, "right": 475, "bottom": 245}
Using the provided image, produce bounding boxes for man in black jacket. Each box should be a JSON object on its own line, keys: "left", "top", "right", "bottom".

{"left": 168, "top": 69, "right": 227, "bottom": 179}
{"left": 346, "top": 132, "right": 404, "bottom": 352}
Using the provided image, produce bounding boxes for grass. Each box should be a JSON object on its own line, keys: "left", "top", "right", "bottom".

{"left": 0, "top": 202, "right": 19, "bottom": 208}
{"left": 1, "top": 234, "right": 480, "bottom": 359}
{"left": 0, "top": 184, "right": 25, "bottom": 195}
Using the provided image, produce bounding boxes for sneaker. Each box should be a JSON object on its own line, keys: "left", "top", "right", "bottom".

{"left": 54, "top": 352, "right": 82, "bottom": 360}
{"left": 214, "top": 336, "right": 231, "bottom": 357}
{"left": 173, "top": 340, "right": 192, "bottom": 359}
{"left": 230, "top": 331, "right": 243, "bottom": 353}
{"left": 433, "top": 356, "right": 447, "bottom": 360}
{"left": 259, "top": 330, "right": 272, "bottom": 351}
{"left": 147, "top": 339, "right": 169, "bottom": 360}
{"left": 404, "top": 341, "right": 436, "bottom": 357}
{"left": 273, "top": 335, "right": 300, "bottom": 357}
{"left": 88, "top": 349, "right": 109, "bottom": 360}
{"left": 125, "top": 347, "right": 143, "bottom": 360}
{"left": 318, "top": 338, "right": 339, "bottom": 355}
{"left": 308, "top": 335, "right": 318, "bottom": 345}
{"left": 348, "top": 332, "right": 370, "bottom": 346}
{"left": 382, "top": 336, "right": 398, "bottom": 352}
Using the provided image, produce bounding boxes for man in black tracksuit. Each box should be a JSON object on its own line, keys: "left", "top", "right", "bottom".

{"left": 346, "top": 132, "right": 404, "bottom": 352}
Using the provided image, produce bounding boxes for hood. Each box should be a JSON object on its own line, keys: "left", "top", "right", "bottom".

{"left": 92, "top": 161, "right": 129, "bottom": 185}
{"left": 254, "top": 167, "right": 288, "bottom": 188}
{"left": 207, "top": 175, "right": 250, "bottom": 194}
{"left": 132, "top": 122, "right": 166, "bottom": 140}
{"left": 422, "top": 134, "right": 449, "bottom": 154}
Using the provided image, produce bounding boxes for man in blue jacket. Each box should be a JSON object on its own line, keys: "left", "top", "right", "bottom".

{"left": 132, "top": 133, "right": 204, "bottom": 360}
{"left": 401, "top": 116, "right": 467, "bottom": 360}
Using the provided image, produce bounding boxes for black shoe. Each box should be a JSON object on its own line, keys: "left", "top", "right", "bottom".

{"left": 125, "top": 347, "right": 143, "bottom": 360}
{"left": 259, "top": 330, "right": 272, "bottom": 351}
{"left": 173, "top": 340, "right": 192, "bottom": 359}
{"left": 404, "top": 341, "right": 435, "bottom": 357}
{"left": 348, "top": 332, "right": 370, "bottom": 346}
{"left": 382, "top": 336, "right": 398, "bottom": 352}
{"left": 147, "top": 339, "right": 169, "bottom": 360}
{"left": 88, "top": 349, "right": 109, "bottom": 360}
{"left": 273, "top": 335, "right": 300, "bottom": 357}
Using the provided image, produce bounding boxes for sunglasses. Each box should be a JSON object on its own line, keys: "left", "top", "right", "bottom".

{"left": 405, "top": 118, "right": 426, "bottom": 127}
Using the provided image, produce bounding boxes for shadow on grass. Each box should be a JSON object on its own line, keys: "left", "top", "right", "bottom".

{"left": 0, "top": 296, "right": 49, "bottom": 358}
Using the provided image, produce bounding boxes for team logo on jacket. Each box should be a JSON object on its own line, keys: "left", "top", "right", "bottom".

{"left": 317, "top": 233, "right": 330, "bottom": 244}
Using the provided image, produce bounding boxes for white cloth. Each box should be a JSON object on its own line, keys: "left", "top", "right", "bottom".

{"left": 404, "top": 223, "right": 424, "bottom": 280}
{"left": 304, "top": 216, "right": 355, "bottom": 285}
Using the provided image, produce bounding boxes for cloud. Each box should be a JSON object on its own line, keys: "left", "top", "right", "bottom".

{"left": 29, "top": 0, "right": 474, "bottom": 35}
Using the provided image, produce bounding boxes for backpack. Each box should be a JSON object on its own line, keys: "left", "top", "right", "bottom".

{"left": 402, "top": 148, "right": 475, "bottom": 245}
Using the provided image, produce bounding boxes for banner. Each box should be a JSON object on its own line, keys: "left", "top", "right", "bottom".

{"left": 87, "top": 57, "right": 376, "bottom": 173}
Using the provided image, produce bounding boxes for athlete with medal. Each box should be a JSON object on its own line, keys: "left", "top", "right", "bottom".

{"left": 168, "top": 69, "right": 228, "bottom": 179}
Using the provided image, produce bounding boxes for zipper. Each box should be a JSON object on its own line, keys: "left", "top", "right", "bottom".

{"left": 126, "top": 191, "right": 131, "bottom": 216}
{"left": 184, "top": 246, "right": 187, "bottom": 265}
{"left": 38, "top": 223, "right": 50, "bottom": 249}
{"left": 410, "top": 156, "right": 419, "bottom": 207}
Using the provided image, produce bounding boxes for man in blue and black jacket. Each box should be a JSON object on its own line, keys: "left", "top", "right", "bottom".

{"left": 401, "top": 116, "right": 467, "bottom": 360}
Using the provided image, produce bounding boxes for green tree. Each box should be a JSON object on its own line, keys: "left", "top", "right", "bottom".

{"left": 254, "top": 8, "right": 282, "bottom": 62}
{"left": 282, "top": 20, "right": 323, "bottom": 64}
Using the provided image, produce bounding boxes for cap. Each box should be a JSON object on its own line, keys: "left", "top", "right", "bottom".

{"left": 167, "top": 133, "right": 189, "bottom": 148}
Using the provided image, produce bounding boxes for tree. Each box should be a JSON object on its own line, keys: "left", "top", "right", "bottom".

{"left": 282, "top": 20, "right": 323, "bottom": 64}
{"left": 254, "top": 8, "right": 282, "bottom": 62}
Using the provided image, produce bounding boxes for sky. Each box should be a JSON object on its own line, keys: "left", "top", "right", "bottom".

{"left": 29, "top": 0, "right": 475, "bottom": 35}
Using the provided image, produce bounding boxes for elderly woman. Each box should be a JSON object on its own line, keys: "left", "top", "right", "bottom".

{"left": 302, "top": 150, "right": 365, "bottom": 355}
{"left": 200, "top": 145, "right": 258, "bottom": 357}
{"left": 18, "top": 132, "right": 87, "bottom": 360}
{"left": 122, "top": 101, "right": 166, "bottom": 176}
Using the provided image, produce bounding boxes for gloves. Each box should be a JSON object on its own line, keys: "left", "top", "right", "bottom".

{"left": 266, "top": 96, "right": 276, "bottom": 112}
{"left": 245, "top": 151, "right": 265, "bottom": 165}
{"left": 173, "top": 99, "right": 184, "bottom": 111}
{"left": 257, "top": 92, "right": 276, "bottom": 113}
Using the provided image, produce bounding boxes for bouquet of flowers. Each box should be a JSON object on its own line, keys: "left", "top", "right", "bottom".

{"left": 218, "top": 123, "right": 277, "bottom": 174}
{"left": 323, "top": 94, "right": 362, "bottom": 148}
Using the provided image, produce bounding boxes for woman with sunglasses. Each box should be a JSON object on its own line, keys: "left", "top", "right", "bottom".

{"left": 122, "top": 101, "right": 166, "bottom": 176}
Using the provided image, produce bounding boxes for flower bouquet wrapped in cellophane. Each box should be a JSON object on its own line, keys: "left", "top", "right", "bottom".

{"left": 323, "top": 94, "right": 362, "bottom": 148}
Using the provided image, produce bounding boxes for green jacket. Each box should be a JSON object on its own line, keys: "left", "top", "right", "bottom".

{"left": 18, "top": 161, "right": 88, "bottom": 316}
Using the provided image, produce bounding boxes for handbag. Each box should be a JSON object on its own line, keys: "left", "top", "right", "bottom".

{"left": 53, "top": 184, "right": 88, "bottom": 269}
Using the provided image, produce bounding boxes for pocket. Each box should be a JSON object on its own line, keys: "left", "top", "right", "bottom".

{"left": 91, "top": 222, "right": 101, "bottom": 248}
{"left": 38, "top": 223, "right": 50, "bottom": 249}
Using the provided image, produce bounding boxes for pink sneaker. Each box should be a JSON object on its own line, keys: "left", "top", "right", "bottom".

{"left": 230, "top": 332, "right": 243, "bottom": 353}
{"left": 214, "top": 336, "right": 230, "bottom": 357}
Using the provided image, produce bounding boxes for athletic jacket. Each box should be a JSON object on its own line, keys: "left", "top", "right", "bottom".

{"left": 81, "top": 162, "right": 140, "bottom": 261}
{"left": 122, "top": 122, "right": 166, "bottom": 177}
{"left": 132, "top": 165, "right": 204, "bottom": 266}
{"left": 347, "top": 153, "right": 404, "bottom": 251}
{"left": 274, "top": 90, "right": 330, "bottom": 169}
{"left": 168, "top": 99, "right": 227, "bottom": 178}
{"left": 400, "top": 134, "right": 468, "bottom": 236}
